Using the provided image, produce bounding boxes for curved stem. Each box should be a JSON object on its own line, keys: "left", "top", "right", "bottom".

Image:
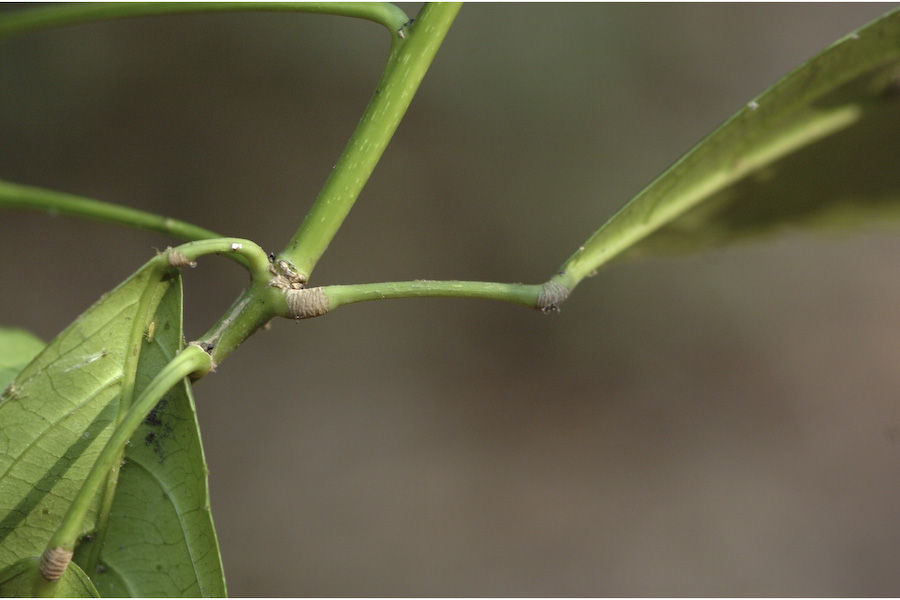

{"left": 163, "top": 237, "right": 273, "bottom": 281}
{"left": 0, "top": 2, "right": 410, "bottom": 42}
{"left": 0, "top": 179, "right": 222, "bottom": 242}
{"left": 157, "top": 239, "right": 283, "bottom": 368}
{"left": 42, "top": 345, "right": 210, "bottom": 574}
{"left": 279, "top": 2, "right": 463, "bottom": 281}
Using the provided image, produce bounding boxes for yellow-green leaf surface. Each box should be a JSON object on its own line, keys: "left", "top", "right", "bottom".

{"left": 0, "top": 264, "right": 225, "bottom": 596}
{"left": 0, "top": 328, "right": 44, "bottom": 393}
{"left": 562, "top": 8, "right": 900, "bottom": 283}
{"left": 0, "top": 556, "right": 98, "bottom": 598}
{"left": 73, "top": 279, "right": 226, "bottom": 597}
{"left": 0, "top": 263, "right": 171, "bottom": 569}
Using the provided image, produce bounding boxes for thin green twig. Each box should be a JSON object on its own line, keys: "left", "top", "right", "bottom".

{"left": 163, "top": 237, "right": 272, "bottom": 281}
{"left": 323, "top": 280, "right": 544, "bottom": 310}
{"left": 274, "top": 277, "right": 570, "bottom": 321}
{"left": 279, "top": 3, "right": 463, "bottom": 282}
{"left": 0, "top": 2, "right": 410, "bottom": 41}
{"left": 0, "top": 179, "right": 222, "bottom": 242}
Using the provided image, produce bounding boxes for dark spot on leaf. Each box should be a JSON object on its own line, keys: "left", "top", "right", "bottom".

{"left": 143, "top": 398, "right": 174, "bottom": 462}
{"left": 143, "top": 398, "right": 168, "bottom": 427}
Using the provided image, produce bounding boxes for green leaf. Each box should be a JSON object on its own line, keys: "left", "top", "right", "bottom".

{"left": 0, "top": 556, "right": 99, "bottom": 598}
{"left": 0, "top": 328, "right": 44, "bottom": 393}
{"left": 0, "top": 262, "right": 172, "bottom": 575}
{"left": 0, "top": 263, "right": 225, "bottom": 596}
{"left": 562, "top": 8, "right": 900, "bottom": 284}
{"left": 73, "top": 279, "right": 226, "bottom": 597}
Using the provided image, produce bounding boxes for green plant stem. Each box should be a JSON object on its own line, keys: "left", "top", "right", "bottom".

{"left": 322, "top": 280, "right": 544, "bottom": 310}
{"left": 191, "top": 3, "right": 463, "bottom": 367}
{"left": 201, "top": 281, "right": 285, "bottom": 368}
{"left": 161, "top": 239, "right": 278, "bottom": 370}
{"left": 0, "top": 179, "right": 266, "bottom": 271}
{"left": 79, "top": 265, "right": 178, "bottom": 577}
{"left": 157, "top": 239, "right": 279, "bottom": 371}
{"left": 0, "top": 179, "right": 222, "bottom": 242}
{"left": 0, "top": 2, "right": 410, "bottom": 41}
{"left": 279, "top": 2, "right": 463, "bottom": 281}
{"left": 42, "top": 345, "right": 210, "bottom": 571}
{"left": 164, "top": 237, "right": 273, "bottom": 281}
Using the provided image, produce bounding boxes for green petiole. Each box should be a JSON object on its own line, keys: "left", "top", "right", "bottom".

{"left": 38, "top": 345, "right": 210, "bottom": 586}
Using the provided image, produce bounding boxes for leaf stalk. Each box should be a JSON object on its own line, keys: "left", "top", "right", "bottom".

{"left": 40, "top": 345, "right": 210, "bottom": 584}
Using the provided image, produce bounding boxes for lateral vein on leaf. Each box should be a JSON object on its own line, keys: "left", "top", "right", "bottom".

{"left": 114, "top": 455, "right": 207, "bottom": 595}
{"left": 9, "top": 300, "right": 139, "bottom": 391}
{"left": 0, "top": 376, "right": 121, "bottom": 482}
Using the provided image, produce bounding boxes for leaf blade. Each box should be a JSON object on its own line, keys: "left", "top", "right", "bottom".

{"left": 0, "top": 265, "right": 170, "bottom": 571}
{"left": 562, "top": 8, "right": 900, "bottom": 284}
{"left": 73, "top": 278, "right": 226, "bottom": 597}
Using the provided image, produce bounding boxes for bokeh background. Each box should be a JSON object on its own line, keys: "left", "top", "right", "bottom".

{"left": 2, "top": 3, "right": 899, "bottom": 595}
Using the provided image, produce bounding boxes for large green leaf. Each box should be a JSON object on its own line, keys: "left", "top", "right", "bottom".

{"left": 0, "top": 264, "right": 172, "bottom": 570}
{"left": 562, "top": 8, "right": 900, "bottom": 282}
{"left": 73, "top": 279, "right": 226, "bottom": 597}
{"left": 0, "top": 556, "right": 98, "bottom": 598}
{"left": 0, "top": 264, "right": 225, "bottom": 596}
{"left": 0, "top": 328, "right": 44, "bottom": 393}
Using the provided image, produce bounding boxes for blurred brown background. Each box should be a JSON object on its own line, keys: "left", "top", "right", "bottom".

{"left": 2, "top": 3, "right": 899, "bottom": 596}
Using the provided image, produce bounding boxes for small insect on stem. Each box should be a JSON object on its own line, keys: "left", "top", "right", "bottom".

{"left": 146, "top": 321, "right": 156, "bottom": 343}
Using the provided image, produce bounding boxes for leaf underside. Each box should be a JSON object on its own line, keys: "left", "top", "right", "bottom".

{"left": 0, "top": 267, "right": 161, "bottom": 569}
{"left": 566, "top": 8, "right": 900, "bottom": 279}
{"left": 73, "top": 280, "right": 226, "bottom": 597}
{"left": 0, "top": 265, "right": 225, "bottom": 596}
